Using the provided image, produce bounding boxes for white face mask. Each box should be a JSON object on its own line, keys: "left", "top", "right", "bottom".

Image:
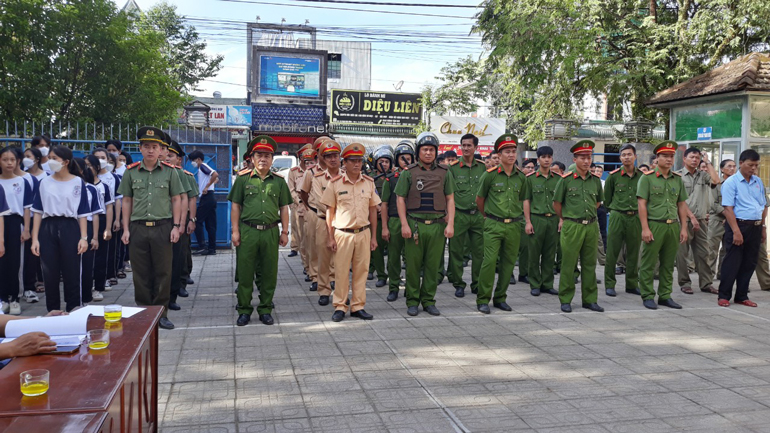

{"left": 48, "top": 160, "right": 63, "bottom": 173}
{"left": 39, "top": 147, "right": 50, "bottom": 157}
{"left": 191, "top": 161, "right": 199, "bottom": 168}
{"left": 109, "top": 151, "right": 120, "bottom": 157}
{"left": 22, "top": 158, "right": 35, "bottom": 169}
{"left": 99, "top": 159, "right": 109, "bottom": 169}
{"left": 106, "top": 163, "right": 114, "bottom": 173}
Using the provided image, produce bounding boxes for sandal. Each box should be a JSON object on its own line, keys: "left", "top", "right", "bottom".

{"left": 109, "top": 278, "right": 118, "bottom": 285}
{"left": 718, "top": 299, "right": 730, "bottom": 307}
{"left": 700, "top": 286, "right": 718, "bottom": 294}
{"left": 35, "top": 282, "right": 45, "bottom": 293}
{"left": 737, "top": 299, "right": 758, "bottom": 307}
{"left": 117, "top": 271, "right": 127, "bottom": 279}
{"left": 681, "top": 286, "right": 694, "bottom": 295}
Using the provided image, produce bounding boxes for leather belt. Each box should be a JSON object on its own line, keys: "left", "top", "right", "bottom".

{"left": 617, "top": 210, "right": 638, "bottom": 215}
{"left": 650, "top": 219, "right": 677, "bottom": 224}
{"left": 133, "top": 218, "right": 171, "bottom": 227}
{"left": 337, "top": 225, "right": 371, "bottom": 234}
{"left": 737, "top": 219, "right": 763, "bottom": 226}
{"left": 242, "top": 220, "right": 279, "bottom": 230}
{"left": 531, "top": 213, "right": 555, "bottom": 218}
{"left": 564, "top": 217, "right": 597, "bottom": 225}
{"left": 308, "top": 205, "right": 318, "bottom": 213}
{"left": 308, "top": 205, "right": 326, "bottom": 219}
{"left": 457, "top": 208, "right": 479, "bottom": 215}
{"left": 408, "top": 216, "right": 445, "bottom": 225}
{"left": 486, "top": 214, "right": 522, "bottom": 224}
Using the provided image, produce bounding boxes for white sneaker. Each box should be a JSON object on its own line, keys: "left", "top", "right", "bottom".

{"left": 104, "top": 282, "right": 112, "bottom": 291}
{"left": 1, "top": 302, "right": 8, "bottom": 314}
{"left": 9, "top": 302, "right": 21, "bottom": 315}
{"left": 92, "top": 290, "right": 104, "bottom": 301}
{"left": 124, "top": 262, "right": 132, "bottom": 272}
{"left": 23, "top": 290, "right": 39, "bottom": 303}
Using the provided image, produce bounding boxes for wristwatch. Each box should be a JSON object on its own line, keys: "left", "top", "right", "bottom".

{"left": 80, "top": 236, "right": 88, "bottom": 241}
{"left": 190, "top": 217, "right": 197, "bottom": 222}
{"left": 173, "top": 223, "right": 181, "bottom": 228}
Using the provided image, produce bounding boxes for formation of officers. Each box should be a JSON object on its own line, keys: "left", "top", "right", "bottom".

{"left": 234, "top": 130, "right": 768, "bottom": 325}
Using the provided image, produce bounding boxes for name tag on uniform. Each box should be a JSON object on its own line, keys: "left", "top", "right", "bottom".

{"left": 568, "top": 187, "right": 578, "bottom": 192}
{"left": 494, "top": 182, "right": 504, "bottom": 187}
{"left": 245, "top": 185, "right": 256, "bottom": 190}
{"left": 338, "top": 191, "right": 348, "bottom": 196}
{"left": 457, "top": 175, "right": 467, "bottom": 180}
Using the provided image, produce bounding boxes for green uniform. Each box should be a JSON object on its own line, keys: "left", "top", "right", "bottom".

{"left": 369, "top": 173, "right": 389, "bottom": 280}
{"left": 394, "top": 161, "right": 455, "bottom": 307}
{"left": 382, "top": 174, "right": 404, "bottom": 293}
{"left": 603, "top": 167, "right": 643, "bottom": 292}
{"left": 637, "top": 168, "right": 687, "bottom": 301}
{"left": 228, "top": 169, "right": 293, "bottom": 316}
{"left": 118, "top": 160, "right": 185, "bottom": 318}
{"left": 447, "top": 158, "right": 486, "bottom": 292}
{"left": 476, "top": 165, "right": 529, "bottom": 305}
{"left": 171, "top": 167, "right": 197, "bottom": 305}
{"left": 525, "top": 170, "right": 560, "bottom": 291}
{"left": 553, "top": 171, "right": 604, "bottom": 304}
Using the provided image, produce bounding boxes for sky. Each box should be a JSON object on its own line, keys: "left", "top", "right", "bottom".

{"left": 123, "top": 0, "right": 484, "bottom": 98}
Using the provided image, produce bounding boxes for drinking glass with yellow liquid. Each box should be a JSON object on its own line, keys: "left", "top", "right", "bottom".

{"left": 87, "top": 329, "right": 110, "bottom": 350}
{"left": 104, "top": 304, "right": 122, "bottom": 322}
{"left": 20, "top": 369, "right": 49, "bottom": 397}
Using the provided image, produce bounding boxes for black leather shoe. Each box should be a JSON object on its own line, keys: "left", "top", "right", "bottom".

{"left": 345, "top": 298, "right": 350, "bottom": 306}
{"left": 305, "top": 275, "right": 312, "bottom": 282}
{"left": 367, "top": 272, "right": 374, "bottom": 281}
{"left": 582, "top": 303, "right": 605, "bottom": 312}
{"left": 605, "top": 288, "right": 617, "bottom": 297}
{"left": 288, "top": 250, "right": 298, "bottom": 257}
{"left": 332, "top": 310, "right": 345, "bottom": 322}
{"left": 554, "top": 268, "right": 560, "bottom": 275}
{"left": 387, "top": 291, "right": 398, "bottom": 302}
{"left": 658, "top": 298, "right": 682, "bottom": 309}
{"left": 259, "top": 314, "right": 274, "bottom": 325}
{"left": 560, "top": 303, "right": 572, "bottom": 313}
{"left": 236, "top": 314, "right": 250, "bottom": 326}
{"left": 201, "top": 250, "right": 216, "bottom": 256}
{"left": 310, "top": 282, "right": 318, "bottom": 292}
{"left": 186, "top": 277, "right": 194, "bottom": 285}
{"left": 376, "top": 279, "right": 387, "bottom": 287}
{"left": 509, "top": 275, "right": 517, "bottom": 285}
{"left": 518, "top": 275, "right": 530, "bottom": 284}
{"left": 463, "top": 260, "right": 469, "bottom": 267}
{"left": 494, "top": 302, "right": 512, "bottom": 311}
{"left": 159, "top": 318, "right": 175, "bottom": 329}
{"left": 477, "top": 304, "right": 490, "bottom": 314}
{"left": 643, "top": 299, "right": 658, "bottom": 309}
{"left": 407, "top": 306, "right": 418, "bottom": 316}
{"left": 318, "top": 295, "right": 330, "bottom": 306}
{"left": 179, "top": 287, "right": 189, "bottom": 298}
{"left": 543, "top": 288, "right": 559, "bottom": 295}
{"left": 192, "top": 249, "right": 206, "bottom": 255}
{"left": 615, "top": 267, "right": 625, "bottom": 275}
{"left": 168, "top": 302, "right": 181, "bottom": 311}
{"left": 331, "top": 281, "right": 335, "bottom": 290}
{"left": 626, "top": 288, "right": 641, "bottom": 295}
{"left": 454, "top": 286, "right": 465, "bottom": 298}
{"left": 530, "top": 288, "right": 541, "bottom": 296}
{"left": 471, "top": 288, "right": 478, "bottom": 294}
{"left": 424, "top": 305, "right": 441, "bottom": 316}
{"left": 351, "top": 309, "right": 373, "bottom": 320}
{"left": 438, "top": 274, "right": 445, "bottom": 284}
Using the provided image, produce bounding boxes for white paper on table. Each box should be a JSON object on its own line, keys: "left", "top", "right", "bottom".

{"left": 70, "top": 305, "right": 145, "bottom": 318}
{"left": 4, "top": 313, "right": 90, "bottom": 339}
{"left": 1, "top": 334, "right": 85, "bottom": 345}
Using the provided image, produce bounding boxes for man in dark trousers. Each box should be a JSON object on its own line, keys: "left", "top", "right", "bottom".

{"left": 189, "top": 150, "right": 219, "bottom": 255}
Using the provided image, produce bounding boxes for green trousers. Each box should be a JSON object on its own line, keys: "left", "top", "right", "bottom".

{"left": 477, "top": 219, "right": 521, "bottom": 305}
{"left": 130, "top": 222, "right": 173, "bottom": 319}
{"left": 236, "top": 223, "right": 279, "bottom": 316}
{"left": 369, "top": 221, "right": 387, "bottom": 279}
{"left": 604, "top": 212, "right": 642, "bottom": 291}
{"left": 527, "top": 215, "right": 558, "bottom": 290}
{"left": 558, "top": 220, "right": 599, "bottom": 304}
{"left": 448, "top": 211, "right": 484, "bottom": 291}
{"left": 640, "top": 221, "right": 679, "bottom": 301}
{"left": 518, "top": 224, "right": 528, "bottom": 277}
{"left": 387, "top": 218, "right": 405, "bottom": 293}
{"left": 404, "top": 219, "right": 446, "bottom": 307}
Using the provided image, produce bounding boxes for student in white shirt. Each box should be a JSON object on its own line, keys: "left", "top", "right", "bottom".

{"left": 74, "top": 158, "right": 104, "bottom": 305}
{"left": 116, "top": 152, "right": 132, "bottom": 272}
{"left": 31, "top": 145, "right": 90, "bottom": 312}
{"left": 85, "top": 155, "right": 114, "bottom": 301}
{"left": 30, "top": 136, "right": 53, "bottom": 176}
{"left": 22, "top": 147, "right": 47, "bottom": 298}
{"left": 93, "top": 148, "right": 122, "bottom": 288}
{"left": 10, "top": 147, "right": 40, "bottom": 305}
{"left": 188, "top": 150, "right": 219, "bottom": 255}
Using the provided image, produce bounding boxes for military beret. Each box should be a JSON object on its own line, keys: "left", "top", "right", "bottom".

{"left": 136, "top": 126, "right": 166, "bottom": 144}
{"left": 248, "top": 135, "right": 277, "bottom": 154}
{"left": 570, "top": 140, "right": 595, "bottom": 155}
{"left": 494, "top": 134, "right": 518, "bottom": 153}
{"left": 342, "top": 143, "right": 366, "bottom": 159}
{"left": 168, "top": 140, "right": 185, "bottom": 157}
{"left": 320, "top": 140, "right": 342, "bottom": 155}
{"left": 654, "top": 140, "right": 678, "bottom": 155}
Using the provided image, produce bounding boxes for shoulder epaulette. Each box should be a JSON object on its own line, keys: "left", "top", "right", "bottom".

{"left": 610, "top": 168, "right": 621, "bottom": 174}
{"left": 671, "top": 171, "right": 682, "bottom": 176}
{"left": 362, "top": 174, "right": 374, "bottom": 182}
{"left": 175, "top": 165, "right": 182, "bottom": 169}
{"left": 238, "top": 168, "right": 251, "bottom": 176}
{"left": 526, "top": 171, "right": 536, "bottom": 177}
{"left": 644, "top": 170, "right": 656, "bottom": 175}
{"left": 184, "top": 170, "right": 194, "bottom": 176}
{"left": 475, "top": 159, "right": 484, "bottom": 165}
{"left": 449, "top": 160, "right": 459, "bottom": 166}
{"left": 127, "top": 162, "right": 141, "bottom": 170}
{"left": 314, "top": 171, "right": 325, "bottom": 177}
{"left": 290, "top": 166, "right": 300, "bottom": 172}
{"left": 486, "top": 165, "right": 498, "bottom": 172}
{"left": 593, "top": 172, "right": 601, "bottom": 178}
{"left": 330, "top": 174, "right": 343, "bottom": 182}
{"left": 561, "top": 171, "right": 573, "bottom": 178}
{"left": 161, "top": 161, "right": 174, "bottom": 168}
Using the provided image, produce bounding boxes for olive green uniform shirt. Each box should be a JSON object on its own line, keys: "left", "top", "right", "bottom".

{"left": 477, "top": 166, "right": 528, "bottom": 218}
{"left": 553, "top": 171, "right": 604, "bottom": 220}
{"left": 676, "top": 167, "right": 713, "bottom": 219}
{"left": 525, "top": 170, "right": 560, "bottom": 214}
{"left": 449, "top": 158, "right": 486, "bottom": 211}
{"left": 182, "top": 169, "right": 200, "bottom": 198}
{"left": 394, "top": 161, "right": 456, "bottom": 219}
{"left": 604, "top": 167, "right": 642, "bottom": 212}
{"left": 118, "top": 160, "right": 185, "bottom": 221}
{"left": 636, "top": 168, "right": 688, "bottom": 220}
{"left": 227, "top": 170, "right": 293, "bottom": 224}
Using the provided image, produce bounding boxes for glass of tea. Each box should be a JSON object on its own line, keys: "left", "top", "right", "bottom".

{"left": 104, "top": 304, "right": 122, "bottom": 322}
{"left": 87, "top": 329, "right": 110, "bottom": 350}
{"left": 20, "top": 369, "right": 50, "bottom": 396}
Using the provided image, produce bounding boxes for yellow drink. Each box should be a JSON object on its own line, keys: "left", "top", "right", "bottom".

{"left": 104, "top": 311, "right": 122, "bottom": 322}
{"left": 89, "top": 341, "right": 109, "bottom": 350}
{"left": 21, "top": 381, "right": 49, "bottom": 396}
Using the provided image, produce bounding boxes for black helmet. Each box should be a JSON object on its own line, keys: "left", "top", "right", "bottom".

{"left": 415, "top": 132, "right": 439, "bottom": 152}
{"left": 394, "top": 140, "right": 414, "bottom": 160}
{"left": 373, "top": 145, "right": 394, "bottom": 163}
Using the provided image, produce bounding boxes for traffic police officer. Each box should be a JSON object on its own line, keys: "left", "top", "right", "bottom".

{"left": 300, "top": 136, "right": 331, "bottom": 290}
{"left": 322, "top": 143, "right": 381, "bottom": 322}
{"left": 295, "top": 146, "right": 316, "bottom": 275}
{"left": 229, "top": 135, "right": 292, "bottom": 326}
{"left": 395, "top": 132, "right": 456, "bottom": 317}
{"left": 368, "top": 145, "right": 394, "bottom": 287}
{"left": 603, "top": 144, "right": 643, "bottom": 297}
{"left": 637, "top": 141, "right": 689, "bottom": 310}
{"left": 475, "top": 134, "right": 528, "bottom": 313}
{"left": 553, "top": 140, "right": 604, "bottom": 313}
{"left": 287, "top": 143, "right": 311, "bottom": 258}
{"left": 119, "top": 126, "right": 185, "bottom": 330}
{"left": 448, "top": 133, "right": 486, "bottom": 298}
{"left": 380, "top": 141, "right": 415, "bottom": 302}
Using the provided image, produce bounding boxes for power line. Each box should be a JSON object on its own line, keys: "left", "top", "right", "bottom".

{"left": 283, "top": 0, "right": 478, "bottom": 8}
{"left": 212, "top": 0, "right": 474, "bottom": 19}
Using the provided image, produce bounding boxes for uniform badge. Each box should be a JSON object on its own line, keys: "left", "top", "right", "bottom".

{"left": 416, "top": 179, "right": 425, "bottom": 191}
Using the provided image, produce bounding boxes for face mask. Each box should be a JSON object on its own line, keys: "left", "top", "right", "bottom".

{"left": 191, "top": 161, "right": 199, "bottom": 168}
{"left": 109, "top": 151, "right": 120, "bottom": 157}
{"left": 39, "top": 147, "right": 50, "bottom": 157}
{"left": 48, "top": 160, "right": 63, "bottom": 173}
{"left": 106, "top": 164, "right": 114, "bottom": 172}
{"left": 99, "top": 159, "right": 109, "bottom": 169}
{"left": 22, "top": 158, "right": 34, "bottom": 169}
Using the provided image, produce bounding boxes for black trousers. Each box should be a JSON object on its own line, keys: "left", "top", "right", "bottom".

{"left": 194, "top": 193, "right": 217, "bottom": 252}
{"left": 81, "top": 222, "right": 95, "bottom": 303}
{"left": 41, "top": 217, "right": 82, "bottom": 312}
{"left": 116, "top": 228, "right": 126, "bottom": 271}
{"left": 23, "top": 238, "right": 43, "bottom": 292}
{"left": 718, "top": 222, "right": 763, "bottom": 302}
{"left": 93, "top": 214, "right": 108, "bottom": 291}
{"left": 0, "top": 215, "right": 23, "bottom": 303}
{"left": 106, "top": 230, "right": 117, "bottom": 280}
{"left": 597, "top": 206, "right": 608, "bottom": 252}
{"left": 182, "top": 229, "right": 192, "bottom": 280}
{"left": 170, "top": 231, "right": 186, "bottom": 304}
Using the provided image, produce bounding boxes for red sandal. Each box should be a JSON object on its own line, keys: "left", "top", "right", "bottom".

{"left": 737, "top": 300, "right": 758, "bottom": 307}
{"left": 718, "top": 299, "right": 730, "bottom": 307}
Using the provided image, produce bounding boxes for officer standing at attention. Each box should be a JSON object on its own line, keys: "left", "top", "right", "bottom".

{"left": 447, "top": 133, "right": 486, "bottom": 298}
{"left": 603, "top": 144, "right": 643, "bottom": 297}
{"left": 475, "top": 135, "right": 528, "bottom": 313}
{"left": 515, "top": 159, "right": 536, "bottom": 285}
{"left": 229, "top": 136, "right": 292, "bottom": 326}
{"left": 166, "top": 140, "right": 198, "bottom": 310}
{"left": 380, "top": 141, "right": 415, "bottom": 302}
{"left": 637, "top": 141, "right": 689, "bottom": 310}
{"left": 395, "top": 132, "right": 456, "bottom": 317}
{"left": 322, "top": 143, "right": 381, "bottom": 322}
{"left": 119, "top": 127, "right": 185, "bottom": 330}
{"left": 368, "top": 146, "right": 394, "bottom": 287}
{"left": 295, "top": 146, "right": 316, "bottom": 276}
{"left": 553, "top": 140, "right": 605, "bottom": 313}
{"left": 704, "top": 159, "right": 735, "bottom": 287}
{"left": 676, "top": 147, "right": 719, "bottom": 295}
{"left": 523, "top": 146, "right": 560, "bottom": 296}
{"left": 300, "top": 136, "right": 331, "bottom": 291}
{"left": 287, "top": 144, "right": 311, "bottom": 258}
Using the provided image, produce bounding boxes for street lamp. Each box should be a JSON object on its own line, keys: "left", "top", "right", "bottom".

{"left": 183, "top": 100, "right": 211, "bottom": 128}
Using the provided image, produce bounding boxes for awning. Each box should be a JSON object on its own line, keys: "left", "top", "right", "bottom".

{"left": 332, "top": 135, "right": 411, "bottom": 154}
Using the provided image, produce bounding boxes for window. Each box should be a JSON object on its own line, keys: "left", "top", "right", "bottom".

{"left": 328, "top": 53, "right": 341, "bottom": 80}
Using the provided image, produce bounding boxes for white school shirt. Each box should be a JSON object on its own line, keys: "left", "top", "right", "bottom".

{"left": 33, "top": 171, "right": 48, "bottom": 182}
{"left": 41, "top": 161, "right": 53, "bottom": 176}
{"left": 31, "top": 176, "right": 91, "bottom": 219}
{"left": 98, "top": 172, "right": 122, "bottom": 200}
{"left": 85, "top": 184, "right": 102, "bottom": 222}
{"left": 196, "top": 162, "right": 216, "bottom": 193}
{"left": 0, "top": 175, "right": 33, "bottom": 216}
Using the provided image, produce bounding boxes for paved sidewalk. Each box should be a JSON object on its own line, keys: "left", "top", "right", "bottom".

{"left": 17, "top": 248, "right": 770, "bottom": 432}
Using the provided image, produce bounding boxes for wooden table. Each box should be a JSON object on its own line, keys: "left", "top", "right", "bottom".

{"left": 0, "top": 306, "right": 162, "bottom": 433}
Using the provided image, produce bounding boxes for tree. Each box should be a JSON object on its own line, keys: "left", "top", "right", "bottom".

{"left": 473, "top": 0, "right": 770, "bottom": 142}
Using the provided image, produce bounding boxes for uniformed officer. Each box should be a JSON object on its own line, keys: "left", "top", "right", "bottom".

{"left": 119, "top": 126, "right": 185, "bottom": 329}
{"left": 322, "top": 143, "right": 381, "bottom": 322}
{"left": 228, "top": 135, "right": 292, "bottom": 326}
{"left": 300, "top": 136, "right": 332, "bottom": 291}
{"left": 637, "top": 141, "right": 689, "bottom": 310}
{"left": 295, "top": 147, "right": 316, "bottom": 275}
{"left": 447, "top": 133, "right": 486, "bottom": 298}
{"left": 395, "top": 132, "right": 456, "bottom": 317}
{"left": 475, "top": 135, "right": 528, "bottom": 313}
{"left": 704, "top": 159, "right": 735, "bottom": 286}
{"left": 553, "top": 140, "right": 604, "bottom": 313}
{"left": 368, "top": 145, "right": 394, "bottom": 287}
{"left": 380, "top": 141, "right": 415, "bottom": 302}
{"left": 523, "top": 145, "right": 560, "bottom": 296}
{"left": 676, "top": 147, "right": 719, "bottom": 294}
{"left": 516, "top": 159, "right": 536, "bottom": 285}
{"left": 603, "top": 144, "right": 643, "bottom": 297}
{"left": 287, "top": 143, "right": 311, "bottom": 258}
